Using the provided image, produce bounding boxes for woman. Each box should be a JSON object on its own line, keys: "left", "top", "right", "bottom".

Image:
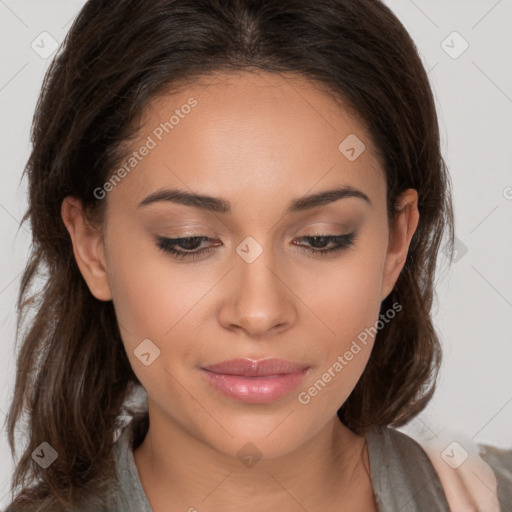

{"left": 4, "top": 1, "right": 511, "bottom": 511}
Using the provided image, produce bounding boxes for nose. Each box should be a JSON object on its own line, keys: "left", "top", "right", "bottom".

{"left": 218, "top": 243, "right": 297, "bottom": 338}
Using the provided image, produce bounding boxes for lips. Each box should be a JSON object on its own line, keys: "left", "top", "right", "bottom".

{"left": 200, "top": 358, "right": 310, "bottom": 404}
{"left": 202, "top": 358, "right": 309, "bottom": 376}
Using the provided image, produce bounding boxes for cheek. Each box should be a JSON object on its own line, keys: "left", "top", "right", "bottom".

{"left": 292, "top": 239, "right": 387, "bottom": 405}
{"left": 105, "top": 232, "right": 196, "bottom": 345}
{"left": 106, "top": 233, "right": 227, "bottom": 379}
{"left": 295, "top": 267, "right": 383, "bottom": 413}
{"left": 298, "top": 245, "right": 386, "bottom": 348}
{"left": 106, "top": 243, "right": 204, "bottom": 397}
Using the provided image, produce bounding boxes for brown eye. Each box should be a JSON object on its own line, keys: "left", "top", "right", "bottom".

{"left": 156, "top": 236, "right": 218, "bottom": 259}
{"left": 293, "top": 233, "right": 357, "bottom": 256}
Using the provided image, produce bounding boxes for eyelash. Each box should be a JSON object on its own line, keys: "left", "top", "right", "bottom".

{"left": 155, "top": 233, "right": 357, "bottom": 260}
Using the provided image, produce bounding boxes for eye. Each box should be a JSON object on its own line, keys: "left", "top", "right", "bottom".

{"left": 155, "top": 232, "right": 357, "bottom": 260}
{"left": 292, "top": 233, "right": 357, "bottom": 256}
{"left": 155, "top": 236, "right": 217, "bottom": 260}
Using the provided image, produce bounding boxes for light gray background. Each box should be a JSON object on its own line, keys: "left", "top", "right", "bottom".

{"left": 1, "top": 0, "right": 511, "bottom": 506}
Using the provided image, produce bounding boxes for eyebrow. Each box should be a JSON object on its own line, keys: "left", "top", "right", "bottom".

{"left": 137, "top": 185, "right": 371, "bottom": 214}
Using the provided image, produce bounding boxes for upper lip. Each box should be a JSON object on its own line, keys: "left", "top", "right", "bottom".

{"left": 201, "top": 358, "right": 310, "bottom": 377}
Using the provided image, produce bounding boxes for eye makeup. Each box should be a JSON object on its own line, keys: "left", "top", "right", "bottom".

{"left": 154, "top": 232, "right": 357, "bottom": 261}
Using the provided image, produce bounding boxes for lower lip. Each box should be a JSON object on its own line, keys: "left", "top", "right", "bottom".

{"left": 200, "top": 368, "right": 309, "bottom": 404}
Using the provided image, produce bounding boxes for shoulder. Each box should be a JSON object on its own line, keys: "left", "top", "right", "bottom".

{"left": 2, "top": 418, "right": 144, "bottom": 512}
{"left": 406, "top": 428, "right": 510, "bottom": 512}
{"left": 366, "top": 425, "right": 452, "bottom": 511}
{"left": 479, "top": 443, "right": 512, "bottom": 508}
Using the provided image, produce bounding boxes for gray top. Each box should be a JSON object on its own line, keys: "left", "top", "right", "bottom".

{"left": 106, "top": 418, "right": 460, "bottom": 512}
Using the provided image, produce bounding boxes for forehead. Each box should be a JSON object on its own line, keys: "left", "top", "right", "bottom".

{"left": 108, "top": 70, "right": 385, "bottom": 214}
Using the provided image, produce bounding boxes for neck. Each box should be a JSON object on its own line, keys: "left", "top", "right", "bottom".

{"left": 133, "top": 403, "right": 376, "bottom": 512}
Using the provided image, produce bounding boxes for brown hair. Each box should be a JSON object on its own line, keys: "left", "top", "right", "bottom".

{"left": 4, "top": 0, "right": 454, "bottom": 510}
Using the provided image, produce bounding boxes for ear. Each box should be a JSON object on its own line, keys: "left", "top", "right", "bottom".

{"left": 380, "top": 188, "right": 420, "bottom": 301}
{"left": 61, "top": 196, "right": 113, "bottom": 301}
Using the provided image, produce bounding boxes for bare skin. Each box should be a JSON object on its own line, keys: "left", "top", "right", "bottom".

{"left": 61, "top": 70, "right": 419, "bottom": 511}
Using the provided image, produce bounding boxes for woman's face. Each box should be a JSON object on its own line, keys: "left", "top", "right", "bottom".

{"left": 65, "top": 70, "right": 418, "bottom": 458}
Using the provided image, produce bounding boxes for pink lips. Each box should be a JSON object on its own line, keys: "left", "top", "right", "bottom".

{"left": 200, "top": 358, "right": 310, "bottom": 404}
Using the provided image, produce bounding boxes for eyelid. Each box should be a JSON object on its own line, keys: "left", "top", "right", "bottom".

{"left": 297, "top": 221, "right": 352, "bottom": 231}
{"left": 155, "top": 227, "right": 218, "bottom": 238}
{"left": 154, "top": 221, "right": 354, "bottom": 244}
{"left": 154, "top": 231, "right": 357, "bottom": 261}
